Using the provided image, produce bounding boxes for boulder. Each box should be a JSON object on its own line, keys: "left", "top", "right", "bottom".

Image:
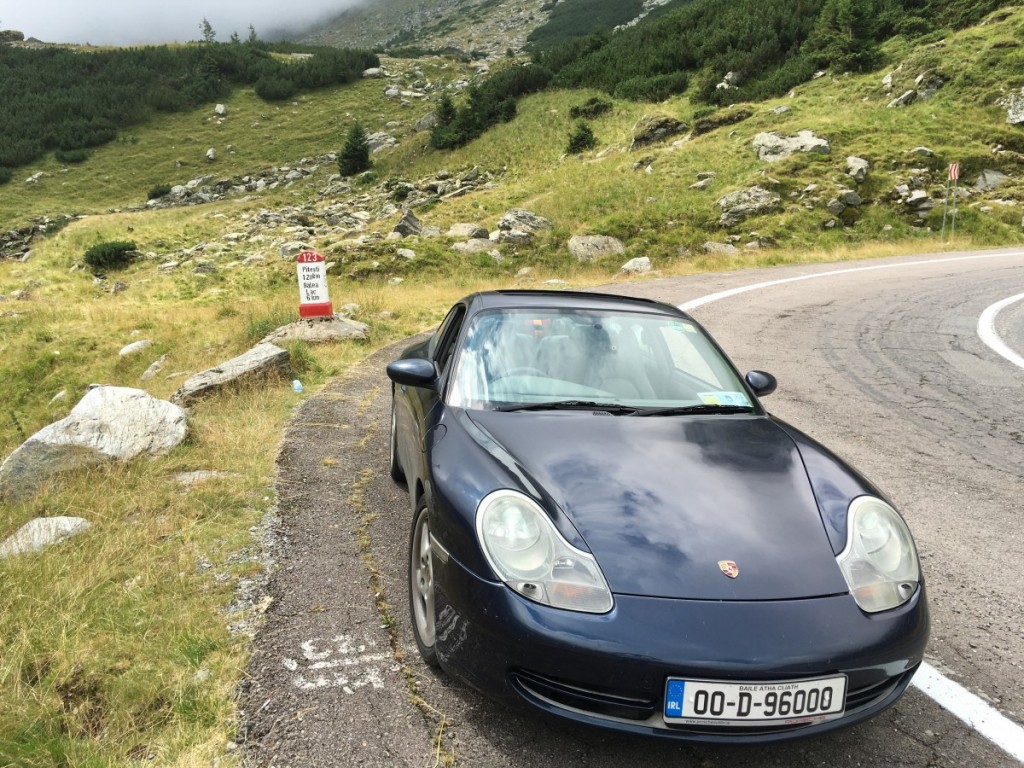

{"left": 975, "top": 169, "right": 1009, "bottom": 193}
{"left": 394, "top": 209, "right": 422, "bottom": 237}
{"left": 366, "top": 132, "right": 398, "bottom": 153}
{"left": 691, "top": 107, "right": 752, "bottom": 137}
{"left": 620, "top": 257, "right": 652, "bottom": 275}
{"left": 567, "top": 235, "right": 626, "bottom": 262}
{"left": 846, "top": 156, "right": 870, "bottom": 183}
{"left": 206, "top": 148, "right": 216, "bottom": 162}
{"left": 362, "top": 67, "right": 384, "bottom": 78}
{"left": 214, "top": 104, "right": 227, "bottom": 116}
{"left": 716, "top": 186, "right": 781, "bottom": 227}
{"left": 752, "top": 131, "right": 830, "bottom": 162}
{"left": 703, "top": 242, "right": 739, "bottom": 256}
{"left": 888, "top": 90, "right": 917, "bottom": 108}
{"left": 260, "top": 316, "right": 369, "bottom": 345}
{"left": 0, "top": 517, "right": 91, "bottom": 559}
{"left": 447, "top": 223, "right": 488, "bottom": 239}
{"left": 171, "top": 344, "right": 291, "bottom": 406}
{"left": 119, "top": 339, "right": 153, "bottom": 357}
{"left": 1002, "top": 87, "right": 1024, "bottom": 125}
{"left": 497, "top": 209, "right": 552, "bottom": 244}
{"left": 630, "top": 114, "right": 688, "bottom": 150}
{"left": 453, "top": 239, "right": 497, "bottom": 254}
{"left": 498, "top": 209, "right": 552, "bottom": 234}
{"left": 0, "top": 387, "right": 188, "bottom": 502}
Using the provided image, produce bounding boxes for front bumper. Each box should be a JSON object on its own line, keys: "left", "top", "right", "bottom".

{"left": 432, "top": 553, "right": 929, "bottom": 743}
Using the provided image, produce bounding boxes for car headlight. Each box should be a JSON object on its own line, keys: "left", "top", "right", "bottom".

{"left": 476, "top": 489, "right": 613, "bottom": 614}
{"left": 837, "top": 496, "right": 920, "bottom": 613}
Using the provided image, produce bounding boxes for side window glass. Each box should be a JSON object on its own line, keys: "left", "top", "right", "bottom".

{"left": 433, "top": 305, "right": 466, "bottom": 376}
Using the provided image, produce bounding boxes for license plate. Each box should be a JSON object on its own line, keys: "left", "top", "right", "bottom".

{"left": 663, "top": 675, "right": 847, "bottom": 726}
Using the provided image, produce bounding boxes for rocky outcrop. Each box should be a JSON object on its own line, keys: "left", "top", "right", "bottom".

{"left": 620, "top": 256, "right": 652, "bottom": 275}
{"left": 259, "top": 316, "right": 369, "bottom": 345}
{"left": 172, "top": 344, "right": 291, "bottom": 406}
{"left": 691, "top": 107, "right": 752, "bottom": 137}
{"left": 447, "top": 223, "right": 488, "bottom": 239}
{"left": 753, "top": 131, "right": 831, "bottom": 162}
{"left": 497, "top": 209, "right": 551, "bottom": 244}
{"left": 975, "top": 169, "right": 1009, "bottom": 193}
{"left": 0, "top": 387, "right": 188, "bottom": 502}
{"left": 630, "top": 114, "right": 688, "bottom": 150}
{"left": 717, "top": 186, "right": 782, "bottom": 227}
{"left": 1001, "top": 87, "right": 1024, "bottom": 125}
{"left": 567, "top": 235, "right": 625, "bottom": 262}
{"left": 847, "top": 156, "right": 870, "bottom": 183}
{"left": 888, "top": 89, "right": 917, "bottom": 108}
{"left": 393, "top": 209, "right": 422, "bottom": 237}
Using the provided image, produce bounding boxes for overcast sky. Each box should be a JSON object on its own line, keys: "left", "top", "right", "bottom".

{"left": 1, "top": 1, "right": 365, "bottom": 45}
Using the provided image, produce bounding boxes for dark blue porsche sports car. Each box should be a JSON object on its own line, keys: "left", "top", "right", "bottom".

{"left": 386, "top": 290, "right": 929, "bottom": 742}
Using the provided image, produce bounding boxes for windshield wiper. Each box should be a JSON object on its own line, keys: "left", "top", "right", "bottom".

{"left": 494, "top": 400, "right": 639, "bottom": 415}
{"left": 635, "top": 404, "right": 755, "bottom": 417}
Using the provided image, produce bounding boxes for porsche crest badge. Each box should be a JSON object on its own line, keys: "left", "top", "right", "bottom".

{"left": 718, "top": 560, "right": 739, "bottom": 579}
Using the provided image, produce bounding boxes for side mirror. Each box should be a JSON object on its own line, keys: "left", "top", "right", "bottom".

{"left": 387, "top": 358, "right": 438, "bottom": 388}
{"left": 745, "top": 370, "right": 777, "bottom": 397}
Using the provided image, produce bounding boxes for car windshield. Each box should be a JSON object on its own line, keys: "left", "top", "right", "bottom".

{"left": 447, "top": 307, "right": 754, "bottom": 412}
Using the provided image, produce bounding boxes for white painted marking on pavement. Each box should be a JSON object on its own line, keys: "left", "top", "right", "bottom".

{"left": 679, "top": 250, "right": 1024, "bottom": 312}
{"left": 977, "top": 292, "right": 1024, "bottom": 371}
{"left": 678, "top": 251, "right": 1024, "bottom": 762}
{"left": 914, "top": 662, "right": 1024, "bottom": 762}
{"left": 284, "top": 634, "right": 397, "bottom": 693}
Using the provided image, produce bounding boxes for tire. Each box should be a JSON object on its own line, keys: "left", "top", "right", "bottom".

{"left": 389, "top": 395, "right": 406, "bottom": 484}
{"left": 409, "top": 503, "right": 439, "bottom": 667}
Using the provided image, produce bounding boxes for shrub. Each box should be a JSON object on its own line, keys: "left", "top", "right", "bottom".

{"left": 254, "top": 76, "right": 297, "bottom": 101}
{"left": 569, "top": 97, "right": 612, "bottom": 119}
{"left": 54, "top": 148, "right": 89, "bottom": 164}
{"left": 147, "top": 183, "right": 173, "bottom": 200}
{"left": 0, "top": 168, "right": 11, "bottom": 185}
{"left": 83, "top": 241, "right": 138, "bottom": 273}
{"left": 566, "top": 122, "right": 597, "bottom": 154}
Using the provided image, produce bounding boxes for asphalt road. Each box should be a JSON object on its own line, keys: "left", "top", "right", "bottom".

{"left": 241, "top": 247, "right": 1023, "bottom": 767}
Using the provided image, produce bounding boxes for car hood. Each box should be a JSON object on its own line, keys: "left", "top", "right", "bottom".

{"left": 465, "top": 411, "right": 850, "bottom": 601}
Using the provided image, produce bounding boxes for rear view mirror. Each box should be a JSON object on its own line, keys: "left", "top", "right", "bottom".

{"left": 387, "top": 358, "right": 439, "bottom": 388}
{"left": 745, "top": 370, "right": 777, "bottom": 397}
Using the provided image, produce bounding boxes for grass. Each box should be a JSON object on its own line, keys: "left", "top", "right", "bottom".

{"left": 2, "top": 8, "right": 1024, "bottom": 766}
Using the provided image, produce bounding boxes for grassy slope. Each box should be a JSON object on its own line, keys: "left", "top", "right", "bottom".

{"left": 1, "top": 9, "right": 1023, "bottom": 765}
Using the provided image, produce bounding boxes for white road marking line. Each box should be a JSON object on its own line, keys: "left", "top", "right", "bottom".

{"left": 678, "top": 251, "right": 1024, "bottom": 761}
{"left": 284, "top": 634, "right": 393, "bottom": 693}
{"left": 914, "top": 662, "right": 1024, "bottom": 762}
{"left": 679, "top": 250, "right": 1024, "bottom": 312}
{"left": 977, "top": 292, "right": 1024, "bottom": 371}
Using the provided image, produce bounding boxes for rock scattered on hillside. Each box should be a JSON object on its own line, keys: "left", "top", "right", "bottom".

{"left": 620, "top": 256, "right": 652, "bottom": 275}
{"left": 259, "top": 316, "right": 369, "bottom": 345}
{"left": 0, "top": 517, "right": 91, "bottom": 559}
{"left": 753, "top": 131, "right": 831, "bottom": 162}
{"left": 393, "top": 209, "right": 422, "bottom": 237}
{"left": 0, "top": 387, "right": 188, "bottom": 502}
{"left": 975, "top": 169, "right": 1009, "bottom": 192}
{"left": 630, "top": 114, "right": 688, "bottom": 150}
{"left": 704, "top": 242, "right": 739, "bottom": 256}
{"left": 717, "top": 186, "right": 782, "bottom": 227}
{"left": 172, "top": 344, "right": 291, "bottom": 407}
{"left": 1001, "top": 87, "right": 1024, "bottom": 124}
{"left": 497, "top": 209, "right": 551, "bottom": 244}
{"left": 847, "top": 156, "right": 870, "bottom": 183}
{"left": 568, "top": 235, "right": 625, "bottom": 262}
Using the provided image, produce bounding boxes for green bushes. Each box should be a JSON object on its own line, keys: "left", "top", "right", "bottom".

{"left": 254, "top": 76, "right": 298, "bottom": 101}
{"left": 83, "top": 241, "right": 139, "bottom": 273}
{"left": 430, "top": 64, "right": 552, "bottom": 150}
{"left": 569, "top": 97, "right": 612, "bottom": 119}
{"left": 147, "top": 184, "right": 173, "bottom": 200}
{"left": 566, "top": 122, "right": 597, "bottom": 154}
{"left": 54, "top": 149, "right": 90, "bottom": 164}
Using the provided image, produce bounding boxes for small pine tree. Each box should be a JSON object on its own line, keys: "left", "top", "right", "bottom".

{"left": 200, "top": 18, "right": 216, "bottom": 43}
{"left": 436, "top": 93, "right": 456, "bottom": 127}
{"left": 566, "top": 122, "right": 596, "bottom": 154}
{"left": 247, "top": 24, "right": 258, "bottom": 44}
{"left": 339, "top": 124, "right": 371, "bottom": 176}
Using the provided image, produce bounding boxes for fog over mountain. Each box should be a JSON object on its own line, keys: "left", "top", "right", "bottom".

{"left": 2, "top": 0, "right": 365, "bottom": 45}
